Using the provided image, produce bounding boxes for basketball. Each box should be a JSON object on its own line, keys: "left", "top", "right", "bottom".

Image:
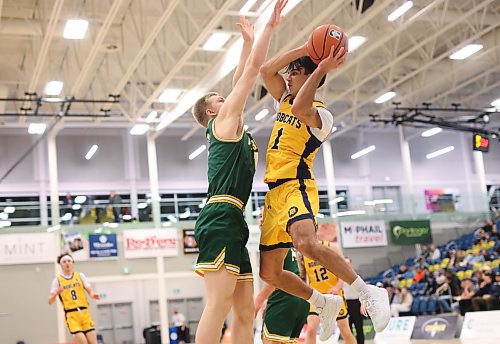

{"left": 306, "top": 24, "right": 349, "bottom": 64}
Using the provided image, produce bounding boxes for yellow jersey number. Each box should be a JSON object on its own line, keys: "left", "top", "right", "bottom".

{"left": 271, "top": 127, "right": 284, "bottom": 150}
{"left": 314, "top": 267, "right": 329, "bottom": 283}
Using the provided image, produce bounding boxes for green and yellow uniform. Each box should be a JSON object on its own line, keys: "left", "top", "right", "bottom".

{"left": 303, "top": 241, "right": 348, "bottom": 320}
{"left": 263, "top": 249, "right": 309, "bottom": 343}
{"left": 57, "top": 272, "right": 95, "bottom": 334}
{"left": 194, "top": 118, "right": 258, "bottom": 281}
{"left": 260, "top": 93, "right": 334, "bottom": 250}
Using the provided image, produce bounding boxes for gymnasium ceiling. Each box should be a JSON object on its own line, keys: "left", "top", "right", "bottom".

{"left": 0, "top": 0, "right": 499, "bottom": 139}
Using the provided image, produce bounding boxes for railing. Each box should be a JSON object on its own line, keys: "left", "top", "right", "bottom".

{"left": 0, "top": 190, "right": 494, "bottom": 229}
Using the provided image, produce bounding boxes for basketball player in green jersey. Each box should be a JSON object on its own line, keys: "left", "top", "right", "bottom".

{"left": 191, "top": 1, "right": 288, "bottom": 343}
{"left": 255, "top": 249, "right": 309, "bottom": 344}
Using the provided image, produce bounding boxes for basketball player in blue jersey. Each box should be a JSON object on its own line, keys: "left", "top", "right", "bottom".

{"left": 258, "top": 43, "right": 390, "bottom": 340}
{"left": 190, "top": 1, "right": 288, "bottom": 343}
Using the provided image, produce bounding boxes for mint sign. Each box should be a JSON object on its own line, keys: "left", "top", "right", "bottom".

{"left": 390, "top": 220, "right": 432, "bottom": 245}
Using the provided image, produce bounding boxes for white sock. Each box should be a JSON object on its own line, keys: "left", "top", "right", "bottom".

{"left": 308, "top": 289, "right": 326, "bottom": 310}
{"left": 350, "top": 275, "right": 369, "bottom": 294}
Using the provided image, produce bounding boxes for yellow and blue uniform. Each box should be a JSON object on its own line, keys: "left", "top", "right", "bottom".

{"left": 303, "top": 241, "right": 348, "bottom": 320}
{"left": 260, "top": 92, "right": 334, "bottom": 250}
{"left": 57, "top": 272, "right": 95, "bottom": 334}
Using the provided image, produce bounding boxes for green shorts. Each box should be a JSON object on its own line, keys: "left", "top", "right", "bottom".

{"left": 262, "top": 290, "right": 309, "bottom": 343}
{"left": 194, "top": 202, "right": 252, "bottom": 282}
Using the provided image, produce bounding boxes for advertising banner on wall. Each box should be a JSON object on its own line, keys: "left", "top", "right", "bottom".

{"left": 123, "top": 229, "right": 178, "bottom": 258}
{"left": 460, "top": 310, "right": 500, "bottom": 339}
{"left": 411, "top": 315, "right": 458, "bottom": 340}
{"left": 340, "top": 221, "right": 387, "bottom": 248}
{"left": 89, "top": 233, "right": 118, "bottom": 258}
{"left": 374, "top": 316, "right": 416, "bottom": 342}
{"left": 0, "top": 233, "right": 56, "bottom": 265}
{"left": 183, "top": 229, "right": 199, "bottom": 254}
{"left": 389, "top": 220, "right": 432, "bottom": 245}
{"left": 62, "top": 231, "right": 89, "bottom": 261}
{"left": 424, "top": 189, "right": 457, "bottom": 212}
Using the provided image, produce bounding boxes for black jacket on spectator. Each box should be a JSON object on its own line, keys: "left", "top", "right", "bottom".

{"left": 475, "top": 283, "right": 492, "bottom": 297}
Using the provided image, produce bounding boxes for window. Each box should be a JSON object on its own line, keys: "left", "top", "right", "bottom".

{"left": 371, "top": 186, "right": 401, "bottom": 213}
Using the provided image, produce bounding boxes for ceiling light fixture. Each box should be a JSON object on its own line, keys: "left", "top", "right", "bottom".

{"left": 351, "top": 145, "right": 376, "bottom": 159}
{"left": 28, "top": 123, "right": 47, "bottom": 135}
{"left": 85, "top": 145, "right": 99, "bottom": 160}
{"left": 44, "top": 81, "right": 63, "bottom": 96}
{"left": 387, "top": 1, "right": 413, "bottom": 22}
{"left": 189, "top": 145, "right": 207, "bottom": 160}
{"left": 374, "top": 91, "right": 396, "bottom": 104}
{"left": 239, "top": 0, "right": 257, "bottom": 14}
{"left": 146, "top": 111, "right": 158, "bottom": 123}
{"left": 421, "top": 127, "right": 442, "bottom": 137}
{"left": 348, "top": 36, "right": 367, "bottom": 52}
{"left": 203, "top": 32, "right": 231, "bottom": 51}
{"left": 449, "top": 44, "right": 483, "bottom": 60}
{"left": 255, "top": 109, "right": 269, "bottom": 121}
{"left": 63, "top": 19, "right": 89, "bottom": 40}
{"left": 426, "top": 145, "right": 455, "bottom": 159}
{"left": 130, "top": 124, "right": 149, "bottom": 135}
{"left": 158, "top": 89, "right": 182, "bottom": 103}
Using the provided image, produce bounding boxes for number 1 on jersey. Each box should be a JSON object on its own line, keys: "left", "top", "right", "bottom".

{"left": 271, "top": 127, "right": 284, "bottom": 150}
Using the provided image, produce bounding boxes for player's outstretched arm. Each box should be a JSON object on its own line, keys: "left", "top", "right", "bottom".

{"left": 232, "top": 16, "right": 254, "bottom": 88}
{"left": 260, "top": 43, "right": 307, "bottom": 101}
{"left": 291, "top": 46, "right": 346, "bottom": 128}
{"left": 215, "top": 0, "right": 287, "bottom": 140}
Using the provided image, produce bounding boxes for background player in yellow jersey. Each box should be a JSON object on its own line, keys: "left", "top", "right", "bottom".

{"left": 259, "top": 42, "right": 390, "bottom": 340}
{"left": 48, "top": 253, "right": 100, "bottom": 344}
{"left": 298, "top": 240, "right": 356, "bottom": 344}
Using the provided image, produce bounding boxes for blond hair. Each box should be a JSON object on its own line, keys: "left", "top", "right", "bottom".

{"left": 192, "top": 92, "right": 218, "bottom": 127}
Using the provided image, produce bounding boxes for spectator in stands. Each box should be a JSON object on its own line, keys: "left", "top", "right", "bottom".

{"left": 402, "top": 265, "right": 416, "bottom": 280}
{"left": 396, "top": 265, "right": 407, "bottom": 280}
{"left": 445, "top": 270, "right": 461, "bottom": 298}
{"left": 469, "top": 251, "right": 486, "bottom": 265}
{"left": 490, "top": 224, "right": 499, "bottom": 240}
{"left": 108, "top": 191, "right": 122, "bottom": 223}
{"left": 435, "top": 275, "right": 452, "bottom": 313}
{"left": 424, "top": 273, "right": 438, "bottom": 296}
{"left": 489, "top": 273, "right": 500, "bottom": 310}
{"left": 414, "top": 266, "right": 425, "bottom": 283}
{"left": 430, "top": 245, "right": 441, "bottom": 262}
{"left": 472, "top": 271, "right": 483, "bottom": 287}
{"left": 482, "top": 219, "right": 494, "bottom": 233}
{"left": 472, "top": 271, "right": 494, "bottom": 311}
{"left": 415, "top": 257, "right": 427, "bottom": 270}
{"left": 61, "top": 193, "right": 75, "bottom": 224}
{"left": 420, "top": 245, "right": 430, "bottom": 260}
{"left": 456, "top": 278, "right": 475, "bottom": 315}
{"left": 453, "top": 250, "right": 467, "bottom": 267}
{"left": 390, "top": 287, "right": 413, "bottom": 317}
{"left": 481, "top": 248, "right": 493, "bottom": 262}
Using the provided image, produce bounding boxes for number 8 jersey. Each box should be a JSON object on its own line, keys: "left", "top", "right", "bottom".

{"left": 57, "top": 272, "right": 89, "bottom": 310}
{"left": 264, "top": 92, "right": 334, "bottom": 184}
